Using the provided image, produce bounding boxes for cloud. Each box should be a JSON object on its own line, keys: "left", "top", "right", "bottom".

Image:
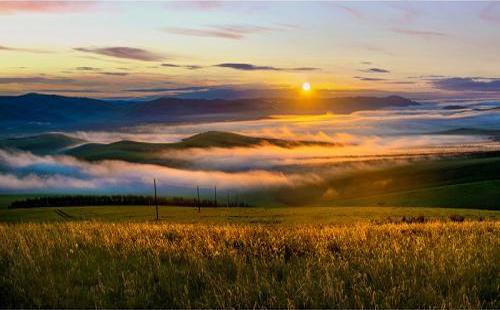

{"left": 0, "top": 1, "right": 96, "bottom": 14}
{"left": 392, "top": 27, "right": 448, "bottom": 38}
{"left": 361, "top": 45, "right": 395, "bottom": 56}
{"left": 214, "top": 63, "right": 320, "bottom": 72}
{"left": 76, "top": 66, "right": 100, "bottom": 71}
{"left": 163, "top": 26, "right": 244, "bottom": 39}
{"left": 432, "top": 77, "right": 500, "bottom": 92}
{"left": 333, "top": 4, "right": 364, "bottom": 20}
{"left": 360, "top": 68, "right": 390, "bottom": 73}
{"left": 99, "top": 72, "right": 129, "bottom": 76}
{"left": 37, "top": 89, "right": 105, "bottom": 94}
{"left": 216, "top": 63, "right": 277, "bottom": 71}
{"left": 479, "top": 2, "right": 500, "bottom": 24}
{"left": 161, "top": 63, "right": 203, "bottom": 70}
{"left": 333, "top": 3, "right": 420, "bottom": 25}
{"left": 0, "top": 77, "right": 74, "bottom": 84}
{"left": 124, "top": 86, "right": 209, "bottom": 93}
{"left": 353, "top": 76, "right": 387, "bottom": 81}
{"left": 166, "top": 1, "right": 223, "bottom": 11}
{"left": 389, "top": 81, "right": 416, "bottom": 85}
{"left": 163, "top": 24, "right": 287, "bottom": 40}
{"left": 386, "top": 3, "right": 420, "bottom": 24}
{"left": 74, "top": 47, "right": 164, "bottom": 61}
{"left": 0, "top": 45, "right": 50, "bottom": 53}
{"left": 159, "top": 62, "right": 319, "bottom": 72}
{"left": 409, "top": 75, "right": 446, "bottom": 80}
{"left": 289, "top": 67, "right": 320, "bottom": 72}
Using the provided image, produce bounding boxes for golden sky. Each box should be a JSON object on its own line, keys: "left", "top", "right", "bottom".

{"left": 1, "top": 1, "right": 499, "bottom": 98}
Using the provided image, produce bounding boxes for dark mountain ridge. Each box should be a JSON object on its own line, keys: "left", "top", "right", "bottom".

{"left": 1, "top": 93, "right": 419, "bottom": 134}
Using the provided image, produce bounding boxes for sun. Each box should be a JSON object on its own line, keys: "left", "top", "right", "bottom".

{"left": 302, "top": 82, "right": 311, "bottom": 92}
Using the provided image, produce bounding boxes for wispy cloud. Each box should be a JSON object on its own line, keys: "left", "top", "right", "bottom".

{"left": 75, "top": 66, "right": 100, "bottom": 71}
{"left": 164, "top": 26, "right": 243, "bottom": 39}
{"left": 479, "top": 2, "right": 500, "bottom": 24}
{"left": 0, "top": 1, "right": 96, "bottom": 14}
{"left": 432, "top": 77, "right": 500, "bottom": 92}
{"left": 99, "top": 72, "right": 129, "bottom": 76}
{"left": 124, "top": 86, "right": 209, "bottom": 93}
{"left": 0, "top": 77, "right": 74, "bottom": 84}
{"left": 37, "top": 89, "right": 105, "bottom": 94}
{"left": 359, "top": 45, "right": 394, "bottom": 56}
{"left": 409, "top": 75, "right": 447, "bottom": 80}
{"left": 0, "top": 45, "right": 50, "bottom": 54}
{"left": 389, "top": 81, "right": 416, "bottom": 85}
{"left": 74, "top": 47, "right": 164, "bottom": 61}
{"left": 216, "top": 63, "right": 278, "bottom": 71}
{"left": 360, "top": 68, "right": 390, "bottom": 73}
{"left": 162, "top": 63, "right": 203, "bottom": 70}
{"left": 163, "top": 24, "right": 289, "bottom": 40}
{"left": 333, "top": 4, "right": 364, "bottom": 20}
{"left": 214, "top": 63, "right": 319, "bottom": 72}
{"left": 392, "top": 27, "right": 448, "bottom": 38}
{"left": 166, "top": 1, "right": 223, "bottom": 11}
{"left": 160, "top": 62, "right": 319, "bottom": 72}
{"left": 353, "top": 76, "right": 387, "bottom": 81}
{"left": 387, "top": 3, "right": 420, "bottom": 24}
{"left": 333, "top": 3, "right": 420, "bottom": 25}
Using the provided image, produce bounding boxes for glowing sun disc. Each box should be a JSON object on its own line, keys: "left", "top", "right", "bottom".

{"left": 302, "top": 82, "right": 311, "bottom": 91}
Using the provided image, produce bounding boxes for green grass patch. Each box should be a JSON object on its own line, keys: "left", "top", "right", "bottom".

{"left": 0, "top": 204, "right": 497, "bottom": 224}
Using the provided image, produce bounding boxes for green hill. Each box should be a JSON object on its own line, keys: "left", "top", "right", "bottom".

{"left": 65, "top": 131, "right": 338, "bottom": 164}
{"left": 179, "top": 131, "right": 336, "bottom": 148}
{"left": 435, "top": 128, "right": 500, "bottom": 136}
{"left": 0, "top": 133, "right": 85, "bottom": 155}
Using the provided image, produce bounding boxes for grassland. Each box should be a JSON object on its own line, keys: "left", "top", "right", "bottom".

{"left": 269, "top": 155, "right": 500, "bottom": 209}
{"left": 1, "top": 198, "right": 498, "bottom": 224}
{"left": 0, "top": 221, "right": 498, "bottom": 308}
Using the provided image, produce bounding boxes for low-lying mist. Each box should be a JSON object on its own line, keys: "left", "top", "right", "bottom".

{"left": 1, "top": 100, "right": 499, "bottom": 197}
{"left": 0, "top": 150, "right": 321, "bottom": 194}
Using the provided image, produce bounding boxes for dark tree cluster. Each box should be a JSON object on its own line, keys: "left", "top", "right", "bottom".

{"left": 9, "top": 195, "right": 251, "bottom": 209}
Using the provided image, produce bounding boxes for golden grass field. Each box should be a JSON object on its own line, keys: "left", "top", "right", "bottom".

{"left": 0, "top": 221, "right": 498, "bottom": 308}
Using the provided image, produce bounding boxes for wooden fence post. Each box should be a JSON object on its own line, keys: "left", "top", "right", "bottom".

{"left": 197, "top": 185, "right": 200, "bottom": 213}
{"left": 214, "top": 186, "right": 217, "bottom": 207}
{"left": 154, "top": 178, "right": 159, "bottom": 221}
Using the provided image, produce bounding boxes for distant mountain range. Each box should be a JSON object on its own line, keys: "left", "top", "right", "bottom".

{"left": 1, "top": 93, "right": 419, "bottom": 134}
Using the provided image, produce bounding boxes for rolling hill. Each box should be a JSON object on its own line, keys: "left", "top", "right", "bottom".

{"left": 0, "top": 133, "right": 85, "bottom": 155}
{"left": 0, "top": 131, "right": 340, "bottom": 166}
{"left": 64, "top": 131, "right": 340, "bottom": 164}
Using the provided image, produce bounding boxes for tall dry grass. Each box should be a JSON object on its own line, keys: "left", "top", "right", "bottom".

{"left": 0, "top": 221, "right": 498, "bottom": 308}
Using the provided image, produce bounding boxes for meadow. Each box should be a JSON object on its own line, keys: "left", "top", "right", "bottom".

{"left": 1, "top": 196, "right": 498, "bottom": 224}
{"left": 0, "top": 221, "right": 498, "bottom": 308}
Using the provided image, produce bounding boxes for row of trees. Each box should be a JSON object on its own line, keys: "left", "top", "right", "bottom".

{"left": 9, "top": 195, "right": 251, "bottom": 209}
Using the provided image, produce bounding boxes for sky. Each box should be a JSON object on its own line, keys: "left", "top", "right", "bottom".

{"left": 0, "top": 1, "right": 500, "bottom": 99}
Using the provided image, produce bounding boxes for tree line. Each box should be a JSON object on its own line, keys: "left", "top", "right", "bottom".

{"left": 9, "top": 195, "right": 251, "bottom": 209}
